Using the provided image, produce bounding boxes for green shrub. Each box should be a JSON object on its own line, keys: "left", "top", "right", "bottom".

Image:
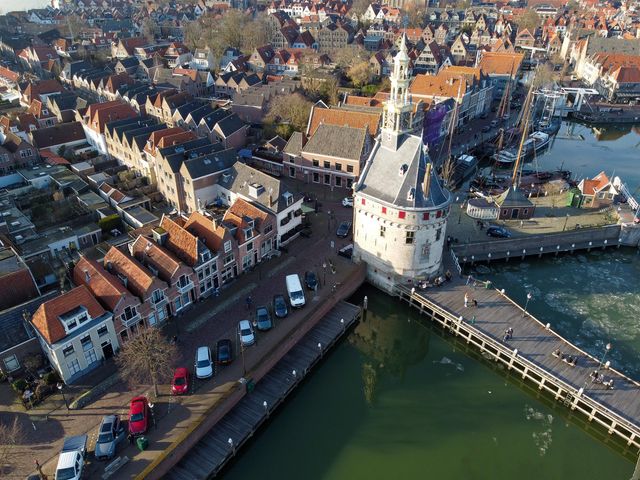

{"left": 43, "top": 371, "right": 61, "bottom": 385}
{"left": 11, "top": 378, "right": 27, "bottom": 393}
{"left": 98, "top": 214, "right": 122, "bottom": 233}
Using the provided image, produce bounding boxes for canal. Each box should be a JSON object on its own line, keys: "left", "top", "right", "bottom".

{"left": 221, "top": 122, "right": 640, "bottom": 480}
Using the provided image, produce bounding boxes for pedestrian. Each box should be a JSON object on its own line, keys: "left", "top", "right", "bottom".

{"left": 246, "top": 295, "right": 252, "bottom": 310}
{"left": 466, "top": 275, "right": 471, "bottom": 285}
{"left": 470, "top": 315, "right": 476, "bottom": 325}
{"left": 464, "top": 292, "right": 469, "bottom": 308}
{"left": 128, "top": 433, "right": 134, "bottom": 445}
{"left": 473, "top": 298, "right": 478, "bottom": 308}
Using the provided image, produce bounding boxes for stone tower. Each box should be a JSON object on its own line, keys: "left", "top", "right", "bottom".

{"left": 352, "top": 36, "right": 452, "bottom": 293}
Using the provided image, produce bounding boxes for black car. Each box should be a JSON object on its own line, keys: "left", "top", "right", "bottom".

{"left": 215, "top": 339, "right": 233, "bottom": 365}
{"left": 336, "top": 221, "right": 351, "bottom": 238}
{"left": 273, "top": 294, "right": 288, "bottom": 318}
{"left": 486, "top": 226, "right": 512, "bottom": 238}
{"left": 304, "top": 271, "right": 318, "bottom": 290}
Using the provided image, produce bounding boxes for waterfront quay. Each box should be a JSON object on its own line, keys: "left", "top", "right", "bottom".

{"left": 166, "top": 301, "right": 362, "bottom": 480}
{"left": 451, "top": 224, "right": 637, "bottom": 265}
{"left": 396, "top": 270, "right": 640, "bottom": 451}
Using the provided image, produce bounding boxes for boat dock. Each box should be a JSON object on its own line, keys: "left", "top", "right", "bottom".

{"left": 166, "top": 301, "right": 362, "bottom": 480}
{"left": 395, "top": 279, "right": 640, "bottom": 450}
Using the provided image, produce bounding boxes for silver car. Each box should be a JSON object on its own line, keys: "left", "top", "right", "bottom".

{"left": 94, "top": 415, "right": 125, "bottom": 460}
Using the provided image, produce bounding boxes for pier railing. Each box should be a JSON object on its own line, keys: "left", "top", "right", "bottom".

{"left": 395, "top": 284, "right": 640, "bottom": 450}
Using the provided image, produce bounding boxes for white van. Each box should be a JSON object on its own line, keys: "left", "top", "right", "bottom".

{"left": 285, "top": 274, "right": 306, "bottom": 308}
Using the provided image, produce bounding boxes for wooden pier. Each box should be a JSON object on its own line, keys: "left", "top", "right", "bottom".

{"left": 166, "top": 301, "right": 362, "bottom": 480}
{"left": 452, "top": 225, "right": 623, "bottom": 265}
{"left": 396, "top": 280, "right": 640, "bottom": 451}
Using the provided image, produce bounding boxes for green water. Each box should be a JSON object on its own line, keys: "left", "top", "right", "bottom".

{"left": 221, "top": 123, "right": 639, "bottom": 480}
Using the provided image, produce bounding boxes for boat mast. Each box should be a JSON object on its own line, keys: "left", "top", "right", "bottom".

{"left": 441, "top": 80, "right": 462, "bottom": 187}
{"left": 511, "top": 73, "right": 537, "bottom": 187}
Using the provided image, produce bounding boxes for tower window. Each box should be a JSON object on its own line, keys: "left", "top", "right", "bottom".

{"left": 380, "top": 226, "right": 385, "bottom": 237}
{"left": 398, "top": 211, "right": 406, "bottom": 219}
{"left": 423, "top": 212, "right": 430, "bottom": 220}
{"left": 405, "top": 231, "right": 414, "bottom": 244}
{"left": 382, "top": 207, "right": 387, "bottom": 214}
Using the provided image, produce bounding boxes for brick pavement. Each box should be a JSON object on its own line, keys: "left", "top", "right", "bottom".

{"left": 1, "top": 191, "right": 357, "bottom": 480}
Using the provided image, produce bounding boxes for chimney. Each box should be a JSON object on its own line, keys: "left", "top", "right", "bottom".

{"left": 423, "top": 162, "right": 432, "bottom": 200}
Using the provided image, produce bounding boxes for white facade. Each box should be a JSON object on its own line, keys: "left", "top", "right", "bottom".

{"left": 353, "top": 35, "right": 452, "bottom": 293}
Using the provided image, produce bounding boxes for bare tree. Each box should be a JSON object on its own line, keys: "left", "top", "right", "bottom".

{"left": 266, "top": 93, "right": 313, "bottom": 132}
{"left": 116, "top": 327, "right": 177, "bottom": 398}
{"left": 241, "top": 14, "right": 270, "bottom": 54}
{"left": 517, "top": 10, "right": 541, "bottom": 32}
{"left": 348, "top": 60, "right": 373, "bottom": 88}
{"left": 0, "top": 417, "right": 25, "bottom": 475}
{"left": 350, "top": 0, "right": 370, "bottom": 20}
{"left": 404, "top": 0, "right": 426, "bottom": 28}
{"left": 140, "top": 17, "right": 159, "bottom": 42}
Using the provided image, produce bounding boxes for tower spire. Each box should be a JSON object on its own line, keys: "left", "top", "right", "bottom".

{"left": 381, "top": 34, "right": 413, "bottom": 151}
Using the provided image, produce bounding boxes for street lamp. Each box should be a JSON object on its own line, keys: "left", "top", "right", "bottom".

{"left": 239, "top": 338, "right": 246, "bottom": 376}
{"left": 340, "top": 318, "right": 345, "bottom": 331}
{"left": 263, "top": 400, "right": 268, "bottom": 417}
{"left": 563, "top": 213, "right": 570, "bottom": 231}
{"left": 522, "top": 292, "right": 532, "bottom": 317}
{"left": 57, "top": 382, "right": 69, "bottom": 411}
{"left": 598, "top": 343, "right": 612, "bottom": 372}
{"left": 317, "top": 342, "right": 322, "bottom": 357}
{"left": 322, "top": 262, "right": 327, "bottom": 287}
{"left": 458, "top": 202, "right": 464, "bottom": 224}
{"left": 228, "top": 437, "right": 235, "bottom": 454}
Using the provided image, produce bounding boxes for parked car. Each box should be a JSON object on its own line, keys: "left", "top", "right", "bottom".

{"left": 128, "top": 396, "right": 149, "bottom": 436}
{"left": 171, "top": 367, "right": 189, "bottom": 395}
{"left": 55, "top": 435, "right": 87, "bottom": 480}
{"left": 342, "top": 197, "right": 353, "bottom": 207}
{"left": 238, "top": 319, "right": 256, "bottom": 346}
{"left": 486, "top": 226, "right": 512, "bottom": 238}
{"left": 94, "top": 415, "right": 125, "bottom": 460}
{"left": 273, "top": 294, "right": 288, "bottom": 318}
{"left": 255, "top": 306, "right": 273, "bottom": 331}
{"left": 216, "top": 339, "right": 233, "bottom": 365}
{"left": 195, "top": 346, "right": 213, "bottom": 379}
{"left": 285, "top": 274, "right": 306, "bottom": 308}
{"left": 304, "top": 270, "right": 318, "bottom": 290}
{"left": 336, "top": 221, "right": 351, "bottom": 238}
{"left": 481, "top": 125, "right": 491, "bottom": 133}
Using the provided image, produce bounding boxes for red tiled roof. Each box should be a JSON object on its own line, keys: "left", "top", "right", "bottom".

{"left": 159, "top": 215, "right": 199, "bottom": 267}
{"left": 184, "top": 211, "right": 225, "bottom": 253}
{"left": 85, "top": 100, "right": 137, "bottom": 133}
{"left": 31, "top": 286, "right": 106, "bottom": 344}
{"left": 0, "top": 268, "right": 39, "bottom": 311}
{"left": 131, "top": 235, "right": 181, "bottom": 281}
{"left": 307, "top": 106, "right": 380, "bottom": 137}
{"left": 103, "top": 247, "right": 155, "bottom": 299}
{"left": 73, "top": 256, "right": 130, "bottom": 311}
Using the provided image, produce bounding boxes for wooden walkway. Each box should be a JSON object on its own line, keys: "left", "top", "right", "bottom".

{"left": 166, "top": 301, "right": 362, "bottom": 480}
{"left": 396, "top": 275, "right": 640, "bottom": 450}
{"left": 451, "top": 225, "right": 622, "bottom": 264}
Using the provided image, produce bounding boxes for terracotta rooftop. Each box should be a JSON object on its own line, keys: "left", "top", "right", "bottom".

{"left": 307, "top": 106, "right": 381, "bottom": 137}
{"left": 31, "top": 286, "right": 106, "bottom": 344}
{"left": 131, "top": 235, "right": 181, "bottom": 282}
{"left": 73, "top": 256, "right": 131, "bottom": 311}
{"left": 184, "top": 211, "right": 226, "bottom": 253}
{"left": 85, "top": 100, "right": 138, "bottom": 134}
{"left": 0, "top": 268, "right": 39, "bottom": 311}
{"left": 103, "top": 246, "right": 155, "bottom": 299}
{"left": 159, "top": 215, "right": 199, "bottom": 267}
{"left": 410, "top": 73, "right": 467, "bottom": 99}
{"left": 478, "top": 51, "right": 524, "bottom": 77}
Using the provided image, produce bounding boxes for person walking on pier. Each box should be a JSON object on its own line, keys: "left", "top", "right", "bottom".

{"left": 473, "top": 298, "right": 478, "bottom": 308}
{"left": 464, "top": 292, "right": 469, "bottom": 308}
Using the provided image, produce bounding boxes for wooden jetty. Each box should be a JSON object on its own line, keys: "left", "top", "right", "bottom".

{"left": 166, "top": 301, "right": 362, "bottom": 480}
{"left": 395, "top": 279, "right": 640, "bottom": 451}
{"left": 452, "top": 225, "right": 623, "bottom": 265}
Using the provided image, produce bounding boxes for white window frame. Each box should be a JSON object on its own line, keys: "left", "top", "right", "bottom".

{"left": 3, "top": 354, "right": 20, "bottom": 372}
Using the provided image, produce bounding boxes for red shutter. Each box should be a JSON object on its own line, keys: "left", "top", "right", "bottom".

{"left": 382, "top": 206, "right": 387, "bottom": 214}
{"left": 423, "top": 212, "right": 429, "bottom": 220}
{"left": 398, "top": 211, "right": 406, "bottom": 219}
{"left": 361, "top": 198, "right": 366, "bottom": 205}
{"left": 436, "top": 210, "right": 442, "bottom": 218}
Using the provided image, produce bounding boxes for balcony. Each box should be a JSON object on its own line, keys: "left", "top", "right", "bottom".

{"left": 121, "top": 313, "right": 141, "bottom": 328}
{"left": 151, "top": 295, "right": 167, "bottom": 309}
{"left": 176, "top": 280, "right": 194, "bottom": 294}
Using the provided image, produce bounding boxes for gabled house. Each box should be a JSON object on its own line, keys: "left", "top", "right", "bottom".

{"left": 73, "top": 256, "right": 143, "bottom": 342}
{"left": 577, "top": 171, "right": 621, "bottom": 208}
{"left": 30, "top": 285, "right": 120, "bottom": 383}
{"left": 80, "top": 100, "right": 138, "bottom": 155}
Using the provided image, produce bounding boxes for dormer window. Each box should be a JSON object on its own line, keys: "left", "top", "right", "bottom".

{"left": 60, "top": 306, "right": 89, "bottom": 334}
{"left": 200, "top": 249, "right": 211, "bottom": 262}
{"left": 244, "top": 228, "right": 253, "bottom": 240}
{"left": 224, "top": 240, "right": 232, "bottom": 253}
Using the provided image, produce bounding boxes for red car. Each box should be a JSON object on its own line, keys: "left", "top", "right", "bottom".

{"left": 128, "top": 396, "right": 149, "bottom": 436}
{"left": 171, "top": 367, "right": 189, "bottom": 395}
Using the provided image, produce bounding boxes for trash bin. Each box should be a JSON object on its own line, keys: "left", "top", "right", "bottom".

{"left": 136, "top": 436, "right": 148, "bottom": 451}
{"left": 246, "top": 379, "right": 255, "bottom": 393}
{"left": 485, "top": 281, "right": 492, "bottom": 289}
